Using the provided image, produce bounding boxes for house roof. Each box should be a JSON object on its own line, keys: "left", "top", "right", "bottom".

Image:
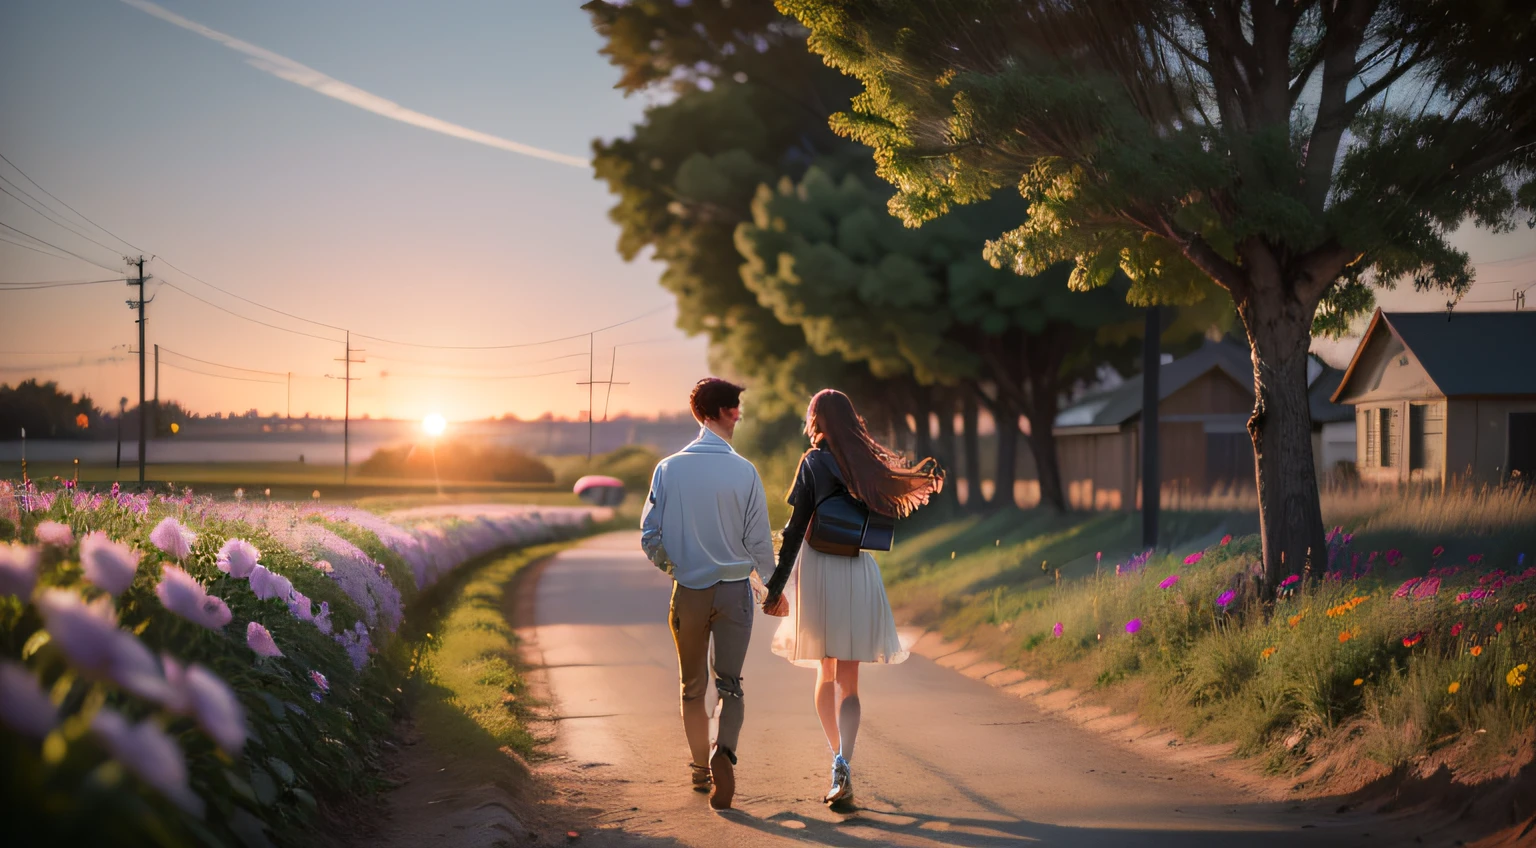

{"left": 1056, "top": 337, "right": 1352, "bottom": 431}
{"left": 1331, "top": 309, "right": 1536, "bottom": 402}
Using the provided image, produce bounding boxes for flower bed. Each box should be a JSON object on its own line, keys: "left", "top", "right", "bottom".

{"left": 0, "top": 480, "right": 596, "bottom": 845}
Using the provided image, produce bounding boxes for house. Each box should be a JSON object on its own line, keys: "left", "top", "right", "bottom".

{"left": 1331, "top": 310, "right": 1536, "bottom": 485}
{"left": 1052, "top": 338, "right": 1353, "bottom": 510}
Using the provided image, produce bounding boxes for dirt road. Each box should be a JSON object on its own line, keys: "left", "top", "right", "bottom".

{"left": 524, "top": 532, "right": 1403, "bottom": 847}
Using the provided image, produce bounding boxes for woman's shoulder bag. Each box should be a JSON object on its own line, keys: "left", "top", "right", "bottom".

{"left": 804, "top": 453, "right": 895, "bottom": 557}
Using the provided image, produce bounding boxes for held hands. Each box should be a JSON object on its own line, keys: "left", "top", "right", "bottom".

{"left": 761, "top": 593, "right": 789, "bottom": 617}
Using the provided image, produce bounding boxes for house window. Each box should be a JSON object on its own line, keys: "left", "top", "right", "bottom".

{"left": 1409, "top": 402, "right": 1445, "bottom": 473}
{"left": 1364, "top": 406, "right": 1399, "bottom": 468}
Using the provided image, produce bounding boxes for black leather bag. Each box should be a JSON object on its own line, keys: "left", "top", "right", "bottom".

{"left": 805, "top": 462, "right": 895, "bottom": 557}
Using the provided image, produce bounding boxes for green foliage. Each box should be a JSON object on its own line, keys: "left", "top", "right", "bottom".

{"left": 0, "top": 379, "right": 101, "bottom": 440}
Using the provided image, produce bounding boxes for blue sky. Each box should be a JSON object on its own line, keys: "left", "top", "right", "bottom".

{"left": 0, "top": 0, "right": 706, "bottom": 421}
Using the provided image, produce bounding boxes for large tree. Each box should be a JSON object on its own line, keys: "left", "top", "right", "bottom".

{"left": 780, "top": 0, "right": 1536, "bottom": 588}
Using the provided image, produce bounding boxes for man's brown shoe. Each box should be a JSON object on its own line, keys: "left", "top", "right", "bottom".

{"left": 689, "top": 763, "right": 711, "bottom": 793}
{"left": 708, "top": 748, "right": 734, "bottom": 810}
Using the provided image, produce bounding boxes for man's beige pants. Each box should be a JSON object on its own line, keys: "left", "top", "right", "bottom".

{"left": 669, "top": 579, "right": 753, "bottom": 768}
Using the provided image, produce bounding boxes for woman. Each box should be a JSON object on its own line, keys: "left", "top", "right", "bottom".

{"left": 761, "top": 389, "right": 943, "bottom": 807}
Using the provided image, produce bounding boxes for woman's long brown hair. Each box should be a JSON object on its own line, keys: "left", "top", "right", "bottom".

{"left": 803, "top": 389, "right": 944, "bottom": 519}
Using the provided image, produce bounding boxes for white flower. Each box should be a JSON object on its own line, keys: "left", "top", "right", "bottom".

{"left": 149, "top": 517, "right": 196, "bottom": 560}
{"left": 79, "top": 531, "right": 141, "bottom": 595}
{"left": 215, "top": 538, "right": 260, "bottom": 579}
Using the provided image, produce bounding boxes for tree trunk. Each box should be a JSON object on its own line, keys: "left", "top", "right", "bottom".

{"left": 1023, "top": 418, "right": 1065, "bottom": 511}
{"left": 1018, "top": 337, "right": 1068, "bottom": 512}
{"left": 1241, "top": 291, "right": 1328, "bottom": 594}
{"left": 911, "top": 386, "right": 934, "bottom": 462}
{"left": 962, "top": 389, "right": 983, "bottom": 511}
{"left": 990, "top": 398, "right": 1019, "bottom": 511}
{"left": 932, "top": 390, "right": 959, "bottom": 511}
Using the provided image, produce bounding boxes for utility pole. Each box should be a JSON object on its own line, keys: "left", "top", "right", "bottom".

{"left": 600, "top": 347, "right": 629, "bottom": 423}
{"left": 334, "top": 332, "right": 365, "bottom": 487}
{"left": 116, "top": 397, "right": 127, "bottom": 469}
{"left": 1140, "top": 306, "right": 1161, "bottom": 550}
{"left": 576, "top": 338, "right": 630, "bottom": 460}
{"left": 287, "top": 372, "right": 292, "bottom": 420}
{"left": 126, "top": 257, "right": 150, "bottom": 488}
{"left": 153, "top": 343, "right": 160, "bottom": 434}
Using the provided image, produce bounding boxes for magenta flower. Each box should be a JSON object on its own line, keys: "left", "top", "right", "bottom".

{"left": 1431, "top": 546, "right": 1445, "bottom": 558}
{"left": 1125, "top": 618, "right": 1142, "bottom": 634}
{"left": 1183, "top": 552, "right": 1204, "bottom": 565}
{"left": 1468, "top": 554, "right": 1484, "bottom": 565}
{"left": 80, "top": 531, "right": 141, "bottom": 595}
{"left": 155, "top": 565, "right": 231, "bottom": 629}
{"left": 1216, "top": 590, "right": 1236, "bottom": 608}
{"left": 1052, "top": 621, "right": 1063, "bottom": 638}
{"left": 216, "top": 538, "right": 260, "bottom": 578}
{"left": 248, "top": 564, "right": 294, "bottom": 602}
{"left": 1279, "top": 574, "right": 1301, "bottom": 588}
{"left": 35, "top": 520, "right": 74, "bottom": 548}
{"left": 1159, "top": 574, "right": 1179, "bottom": 589}
{"left": 162, "top": 656, "right": 247, "bottom": 755}
{"left": 309, "top": 670, "right": 329, "bottom": 693}
{"left": 0, "top": 542, "right": 41, "bottom": 599}
{"left": 149, "top": 517, "right": 196, "bottom": 560}
{"left": 1411, "top": 576, "right": 1441, "bottom": 600}
{"left": 0, "top": 661, "right": 56, "bottom": 738}
{"left": 1220, "top": 535, "right": 1232, "bottom": 546}
{"left": 246, "top": 621, "right": 283, "bottom": 657}
{"left": 1394, "top": 577, "right": 1422, "bottom": 598}
{"left": 90, "top": 708, "right": 203, "bottom": 815}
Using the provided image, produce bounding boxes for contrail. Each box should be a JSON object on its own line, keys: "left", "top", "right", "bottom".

{"left": 120, "top": 0, "right": 590, "bottom": 168}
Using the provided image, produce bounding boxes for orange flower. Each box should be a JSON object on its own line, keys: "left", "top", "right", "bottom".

{"left": 1353, "top": 678, "right": 1364, "bottom": 686}
{"left": 1515, "top": 602, "right": 1528, "bottom": 614}
{"left": 1339, "top": 630, "right": 1354, "bottom": 643}
{"left": 1261, "top": 646, "right": 1277, "bottom": 660}
{"left": 1471, "top": 645, "right": 1484, "bottom": 657}
{"left": 1288, "top": 610, "right": 1308, "bottom": 628}
{"left": 1495, "top": 622, "right": 1505, "bottom": 633}
{"left": 1448, "top": 681, "right": 1460, "bottom": 694}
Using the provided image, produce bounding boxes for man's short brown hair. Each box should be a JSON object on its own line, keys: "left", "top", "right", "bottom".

{"left": 690, "top": 378, "right": 744, "bottom": 422}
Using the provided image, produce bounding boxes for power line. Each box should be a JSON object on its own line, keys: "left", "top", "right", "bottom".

{"left": 0, "top": 277, "right": 123, "bottom": 286}
{"left": 353, "top": 303, "right": 672, "bottom": 350}
{"left": 0, "top": 355, "right": 128, "bottom": 372}
{"left": 158, "top": 281, "right": 345, "bottom": 343}
{"left": 0, "top": 278, "right": 128, "bottom": 292}
{"left": 152, "top": 257, "right": 349, "bottom": 332}
{"left": 0, "top": 150, "right": 143, "bottom": 253}
{"left": 0, "top": 221, "right": 124, "bottom": 273}
{"left": 0, "top": 180, "right": 130, "bottom": 257}
{"left": 0, "top": 232, "right": 81, "bottom": 262}
{"left": 377, "top": 367, "right": 586, "bottom": 381}
{"left": 156, "top": 346, "right": 295, "bottom": 378}
{"left": 160, "top": 358, "right": 286, "bottom": 385}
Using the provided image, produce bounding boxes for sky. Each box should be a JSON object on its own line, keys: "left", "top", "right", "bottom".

{"left": 1, "top": 2, "right": 1532, "bottom": 424}
{"left": 0, "top": 0, "right": 707, "bottom": 422}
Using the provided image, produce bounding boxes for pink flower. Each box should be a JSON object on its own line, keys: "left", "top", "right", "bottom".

{"left": 309, "top": 670, "right": 329, "bottom": 693}
{"left": 35, "top": 520, "right": 74, "bottom": 547}
{"left": 1279, "top": 574, "right": 1301, "bottom": 588}
{"left": 1410, "top": 576, "right": 1441, "bottom": 600}
{"left": 216, "top": 538, "right": 260, "bottom": 578}
{"left": 90, "top": 708, "right": 203, "bottom": 815}
{"left": 155, "top": 565, "right": 231, "bottom": 629}
{"left": 1468, "top": 554, "right": 1484, "bottom": 565}
{"left": 162, "top": 656, "right": 247, "bottom": 755}
{"left": 149, "top": 517, "right": 196, "bottom": 560}
{"left": 80, "top": 531, "right": 141, "bottom": 595}
{"left": 1216, "top": 590, "right": 1236, "bottom": 608}
{"left": 0, "top": 661, "right": 56, "bottom": 738}
{"left": 248, "top": 564, "right": 293, "bottom": 602}
{"left": 1431, "top": 546, "right": 1445, "bottom": 558}
{"left": 35, "top": 589, "right": 169, "bottom": 702}
{"left": 287, "top": 590, "right": 313, "bottom": 622}
{"left": 1125, "top": 618, "right": 1142, "bottom": 634}
{"left": 1394, "top": 577, "right": 1422, "bottom": 598}
{"left": 1183, "top": 551, "right": 1204, "bottom": 566}
{"left": 1159, "top": 574, "right": 1180, "bottom": 589}
{"left": 0, "top": 542, "right": 41, "bottom": 599}
{"left": 246, "top": 621, "right": 283, "bottom": 657}
{"left": 1451, "top": 622, "right": 1464, "bottom": 637}
{"left": 1220, "top": 535, "right": 1232, "bottom": 546}
{"left": 1052, "top": 621, "right": 1063, "bottom": 638}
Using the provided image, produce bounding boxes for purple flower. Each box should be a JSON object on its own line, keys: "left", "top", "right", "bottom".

{"left": 35, "top": 589, "right": 169, "bottom": 702}
{"left": 1216, "top": 590, "right": 1236, "bottom": 608}
{"left": 248, "top": 564, "right": 294, "bottom": 602}
{"left": 162, "top": 656, "right": 247, "bottom": 755}
{"left": 1158, "top": 574, "right": 1179, "bottom": 589}
{"left": 149, "top": 517, "right": 196, "bottom": 560}
{"left": 1125, "top": 618, "right": 1142, "bottom": 634}
{"left": 309, "top": 670, "right": 329, "bottom": 692}
{"left": 90, "top": 708, "right": 203, "bottom": 815}
{"left": 155, "top": 565, "right": 231, "bottom": 629}
{"left": 0, "top": 661, "right": 56, "bottom": 738}
{"left": 1052, "top": 621, "right": 1063, "bottom": 638}
{"left": 35, "top": 520, "right": 74, "bottom": 548}
{"left": 311, "top": 691, "right": 323, "bottom": 702}
{"left": 246, "top": 621, "right": 283, "bottom": 657}
{"left": 1183, "top": 552, "right": 1204, "bottom": 566}
{"left": 216, "top": 538, "right": 260, "bottom": 579}
{"left": 80, "top": 531, "right": 141, "bottom": 595}
{"left": 0, "top": 542, "right": 41, "bottom": 599}
{"left": 288, "top": 590, "right": 313, "bottom": 622}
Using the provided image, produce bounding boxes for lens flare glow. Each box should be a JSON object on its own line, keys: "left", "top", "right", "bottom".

{"left": 422, "top": 414, "right": 447, "bottom": 437}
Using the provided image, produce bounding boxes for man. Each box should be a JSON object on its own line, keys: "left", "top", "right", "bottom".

{"left": 640, "top": 377, "right": 774, "bottom": 810}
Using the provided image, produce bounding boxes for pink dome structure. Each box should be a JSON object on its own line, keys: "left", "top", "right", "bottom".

{"left": 574, "top": 475, "right": 626, "bottom": 507}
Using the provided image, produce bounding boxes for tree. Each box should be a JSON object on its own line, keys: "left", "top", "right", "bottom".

{"left": 0, "top": 379, "right": 100, "bottom": 439}
{"left": 736, "top": 163, "right": 1143, "bottom": 509}
{"left": 780, "top": 0, "right": 1536, "bottom": 588}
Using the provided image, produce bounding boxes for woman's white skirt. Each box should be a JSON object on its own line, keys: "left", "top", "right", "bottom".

{"left": 771, "top": 545, "right": 910, "bottom": 667}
